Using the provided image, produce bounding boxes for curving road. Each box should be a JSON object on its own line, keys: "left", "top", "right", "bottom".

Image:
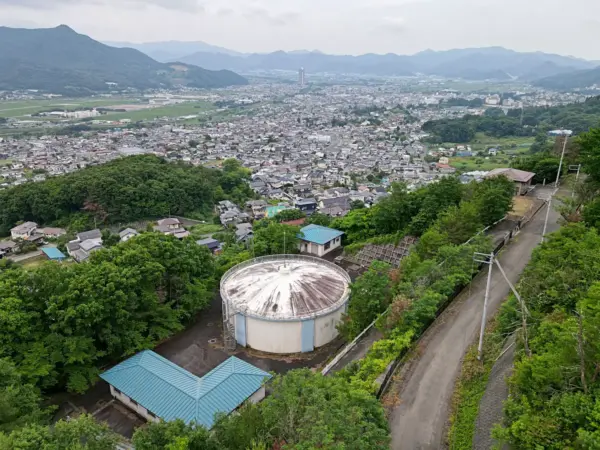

{"left": 388, "top": 192, "right": 561, "bottom": 450}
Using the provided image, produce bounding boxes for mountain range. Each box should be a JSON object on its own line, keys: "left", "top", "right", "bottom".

{"left": 171, "top": 47, "right": 596, "bottom": 82}
{"left": 0, "top": 26, "right": 247, "bottom": 94}
{"left": 104, "top": 40, "right": 244, "bottom": 62}
{"left": 535, "top": 66, "right": 600, "bottom": 90}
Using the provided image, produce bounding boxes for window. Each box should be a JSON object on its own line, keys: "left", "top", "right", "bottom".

{"left": 325, "top": 242, "right": 331, "bottom": 250}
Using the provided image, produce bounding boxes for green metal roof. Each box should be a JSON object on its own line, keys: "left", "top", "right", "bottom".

{"left": 299, "top": 224, "right": 344, "bottom": 245}
{"left": 100, "top": 351, "right": 271, "bottom": 429}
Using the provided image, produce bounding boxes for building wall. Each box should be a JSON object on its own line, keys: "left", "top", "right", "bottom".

{"left": 248, "top": 386, "right": 266, "bottom": 404}
{"left": 109, "top": 385, "right": 160, "bottom": 423}
{"left": 314, "top": 304, "right": 346, "bottom": 348}
{"left": 300, "top": 237, "right": 342, "bottom": 257}
{"left": 245, "top": 316, "right": 302, "bottom": 353}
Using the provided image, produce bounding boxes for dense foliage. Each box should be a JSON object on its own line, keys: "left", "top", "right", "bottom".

{"left": 334, "top": 174, "right": 516, "bottom": 390}
{"left": 0, "top": 233, "right": 215, "bottom": 393}
{"left": 493, "top": 225, "right": 600, "bottom": 448}
{"left": 0, "top": 414, "right": 120, "bottom": 449}
{"left": 0, "top": 155, "right": 253, "bottom": 235}
{"left": 423, "top": 96, "right": 600, "bottom": 142}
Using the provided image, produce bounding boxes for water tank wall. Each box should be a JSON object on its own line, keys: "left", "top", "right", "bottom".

{"left": 245, "top": 316, "right": 302, "bottom": 354}
{"left": 314, "top": 305, "right": 346, "bottom": 348}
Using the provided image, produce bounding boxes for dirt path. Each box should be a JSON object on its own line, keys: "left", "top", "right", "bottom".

{"left": 387, "top": 196, "right": 561, "bottom": 450}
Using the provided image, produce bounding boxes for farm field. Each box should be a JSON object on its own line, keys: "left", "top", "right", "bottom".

{"left": 0, "top": 97, "right": 140, "bottom": 118}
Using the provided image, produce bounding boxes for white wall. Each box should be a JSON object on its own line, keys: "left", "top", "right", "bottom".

{"left": 301, "top": 237, "right": 342, "bottom": 257}
{"left": 248, "top": 386, "right": 266, "bottom": 404}
{"left": 246, "top": 317, "right": 302, "bottom": 353}
{"left": 314, "top": 304, "right": 346, "bottom": 348}
{"left": 109, "top": 385, "right": 160, "bottom": 423}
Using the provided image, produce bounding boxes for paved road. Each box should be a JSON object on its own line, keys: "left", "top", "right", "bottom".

{"left": 388, "top": 196, "right": 561, "bottom": 450}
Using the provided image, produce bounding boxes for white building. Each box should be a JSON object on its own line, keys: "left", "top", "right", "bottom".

{"left": 298, "top": 224, "right": 344, "bottom": 257}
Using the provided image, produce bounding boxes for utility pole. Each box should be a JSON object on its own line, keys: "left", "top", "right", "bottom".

{"left": 495, "top": 259, "right": 530, "bottom": 357}
{"left": 569, "top": 164, "right": 582, "bottom": 198}
{"left": 474, "top": 252, "right": 494, "bottom": 361}
{"left": 555, "top": 131, "right": 572, "bottom": 188}
{"left": 540, "top": 189, "right": 557, "bottom": 243}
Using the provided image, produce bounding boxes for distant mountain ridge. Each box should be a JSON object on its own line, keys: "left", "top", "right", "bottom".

{"left": 172, "top": 46, "right": 596, "bottom": 81}
{"left": 104, "top": 40, "right": 244, "bottom": 62}
{"left": 0, "top": 26, "right": 247, "bottom": 94}
{"left": 535, "top": 66, "right": 600, "bottom": 90}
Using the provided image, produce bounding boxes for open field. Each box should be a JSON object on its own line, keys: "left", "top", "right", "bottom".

{"left": 17, "top": 255, "right": 47, "bottom": 270}
{"left": 101, "top": 101, "right": 214, "bottom": 121}
{"left": 0, "top": 97, "right": 140, "bottom": 118}
{"left": 442, "top": 133, "right": 534, "bottom": 171}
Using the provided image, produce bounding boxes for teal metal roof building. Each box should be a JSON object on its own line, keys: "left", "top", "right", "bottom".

{"left": 42, "top": 247, "right": 66, "bottom": 261}
{"left": 299, "top": 224, "right": 344, "bottom": 245}
{"left": 100, "top": 351, "right": 271, "bottom": 429}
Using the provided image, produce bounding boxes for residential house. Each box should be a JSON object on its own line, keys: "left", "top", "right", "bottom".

{"left": 196, "top": 238, "right": 222, "bottom": 254}
{"left": 11, "top": 222, "right": 38, "bottom": 240}
{"left": 119, "top": 228, "right": 139, "bottom": 242}
{"left": 0, "top": 240, "right": 17, "bottom": 258}
{"left": 295, "top": 198, "right": 318, "bottom": 215}
{"left": 38, "top": 227, "right": 67, "bottom": 238}
{"left": 100, "top": 351, "right": 271, "bottom": 429}
{"left": 67, "top": 229, "right": 103, "bottom": 263}
{"left": 486, "top": 168, "right": 535, "bottom": 195}
{"left": 246, "top": 200, "right": 268, "bottom": 219}
{"left": 235, "top": 223, "right": 254, "bottom": 243}
{"left": 298, "top": 224, "right": 344, "bottom": 257}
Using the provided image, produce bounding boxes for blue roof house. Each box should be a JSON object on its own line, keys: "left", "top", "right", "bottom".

{"left": 298, "top": 224, "right": 344, "bottom": 257}
{"left": 100, "top": 351, "right": 271, "bottom": 429}
{"left": 42, "top": 247, "right": 66, "bottom": 262}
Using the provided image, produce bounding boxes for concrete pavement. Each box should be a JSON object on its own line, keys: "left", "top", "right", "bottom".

{"left": 388, "top": 197, "right": 561, "bottom": 450}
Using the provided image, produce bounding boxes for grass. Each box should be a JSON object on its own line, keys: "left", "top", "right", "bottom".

{"left": 447, "top": 316, "right": 505, "bottom": 450}
{"left": 190, "top": 223, "right": 223, "bottom": 235}
{"left": 450, "top": 157, "right": 509, "bottom": 172}
{"left": 17, "top": 255, "right": 48, "bottom": 270}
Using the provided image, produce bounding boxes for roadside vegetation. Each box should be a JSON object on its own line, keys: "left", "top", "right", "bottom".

{"left": 447, "top": 127, "right": 600, "bottom": 449}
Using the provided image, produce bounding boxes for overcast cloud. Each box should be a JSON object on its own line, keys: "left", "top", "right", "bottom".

{"left": 1, "top": 0, "right": 599, "bottom": 59}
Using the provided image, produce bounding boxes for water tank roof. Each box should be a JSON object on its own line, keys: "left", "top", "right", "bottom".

{"left": 221, "top": 255, "right": 351, "bottom": 320}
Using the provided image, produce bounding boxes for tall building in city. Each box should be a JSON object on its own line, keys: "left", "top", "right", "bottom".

{"left": 299, "top": 67, "right": 306, "bottom": 87}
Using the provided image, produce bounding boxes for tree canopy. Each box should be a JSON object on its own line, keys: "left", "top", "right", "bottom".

{"left": 0, "top": 155, "right": 253, "bottom": 235}
{"left": 0, "top": 233, "right": 215, "bottom": 393}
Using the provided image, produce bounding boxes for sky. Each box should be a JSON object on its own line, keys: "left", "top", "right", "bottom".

{"left": 2, "top": 0, "right": 600, "bottom": 59}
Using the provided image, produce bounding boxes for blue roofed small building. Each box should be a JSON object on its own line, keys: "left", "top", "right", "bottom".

{"left": 42, "top": 247, "right": 66, "bottom": 262}
{"left": 298, "top": 224, "right": 344, "bottom": 257}
{"left": 100, "top": 351, "right": 272, "bottom": 429}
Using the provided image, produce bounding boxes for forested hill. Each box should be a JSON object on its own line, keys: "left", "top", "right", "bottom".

{"left": 423, "top": 96, "right": 600, "bottom": 143}
{"left": 535, "top": 65, "right": 600, "bottom": 90}
{"left": 0, "top": 155, "right": 254, "bottom": 235}
{"left": 0, "top": 25, "right": 247, "bottom": 94}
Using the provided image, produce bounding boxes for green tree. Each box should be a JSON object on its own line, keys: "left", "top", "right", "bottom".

{"left": 579, "top": 127, "right": 600, "bottom": 183}
{"left": 0, "top": 414, "right": 120, "bottom": 449}
{"left": 0, "top": 359, "right": 47, "bottom": 433}
{"left": 133, "top": 420, "right": 218, "bottom": 450}
{"left": 273, "top": 209, "right": 305, "bottom": 223}
{"left": 338, "top": 261, "right": 392, "bottom": 340}
{"left": 253, "top": 222, "right": 302, "bottom": 256}
{"left": 306, "top": 213, "right": 332, "bottom": 227}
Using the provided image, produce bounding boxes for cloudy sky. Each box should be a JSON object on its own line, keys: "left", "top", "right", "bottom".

{"left": 2, "top": 0, "right": 600, "bottom": 59}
